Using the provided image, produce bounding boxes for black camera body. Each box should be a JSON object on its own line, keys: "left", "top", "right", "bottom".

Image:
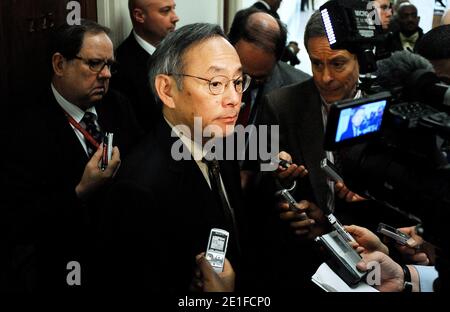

{"left": 320, "top": 0, "right": 450, "bottom": 291}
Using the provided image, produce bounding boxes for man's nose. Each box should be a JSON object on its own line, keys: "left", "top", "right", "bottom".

{"left": 322, "top": 66, "right": 333, "bottom": 84}
{"left": 98, "top": 65, "right": 112, "bottom": 79}
{"left": 222, "top": 83, "right": 241, "bottom": 107}
{"left": 172, "top": 12, "right": 180, "bottom": 23}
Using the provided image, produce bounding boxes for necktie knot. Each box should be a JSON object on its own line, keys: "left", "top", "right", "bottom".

{"left": 202, "top": 157, "right": 220, "bottom": 175}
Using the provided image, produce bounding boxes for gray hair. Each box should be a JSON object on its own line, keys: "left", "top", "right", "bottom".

{"left": 148, "top": 23, "right": 227, "bottom": 104}
{"left": 304, "top": 11, "right": 326, "bottom": 52}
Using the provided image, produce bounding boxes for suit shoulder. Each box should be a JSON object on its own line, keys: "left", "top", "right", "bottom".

{"left": 266, "top": 78, "right": 315, "bottom": 103}
{"left": 277, "top": 61, "right": 311, "bottom": 84}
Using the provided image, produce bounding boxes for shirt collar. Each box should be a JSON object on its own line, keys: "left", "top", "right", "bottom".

{"left": 133, "top": 30, "right": 156, "bottom": 56}
{"left": 164, "top": 117, "right": 205, "bottom": 161}
{"left": 257, "top": 0, "right": 271, "bottom": 11}
{"left": 321, "top": 89, "right": 362, "bottom": 111}
{"left": 51, "top": 83, "right": 97, "bottom": 123}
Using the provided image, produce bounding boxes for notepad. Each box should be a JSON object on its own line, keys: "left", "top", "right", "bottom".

{"left": 312, "top": 263, "right": 379, "bottom": 292}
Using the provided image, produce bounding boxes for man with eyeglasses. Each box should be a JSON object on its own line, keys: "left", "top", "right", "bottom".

{"left": 111, "top": 0, "right": 179, "bottom": 132}
{"left": 95, "top": 23, "right": 254, "bottom": 292}
{"left": 2, "top": 20, "right": 142, "bottom": 291}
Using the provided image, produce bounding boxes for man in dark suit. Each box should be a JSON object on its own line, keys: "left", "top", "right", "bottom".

{"left": 390, "top": 2, "right": 423, "bottom": 53}
{"left": 252, "top": 11, "right": 391, "bottom": 290}
{"left": 3, "top": 20, "right": 142, "bottom": 291}
{"left": 228, "top": 8, "right": 309, "bottom": 187}
{"left": 229, "top": 8, "right": 309, "bottom": 129}
{"left": 96, "top": 23, "right": 253, "bottom": 292}
{"left": 111, "top": 0, "right": 179, "bottom": 132}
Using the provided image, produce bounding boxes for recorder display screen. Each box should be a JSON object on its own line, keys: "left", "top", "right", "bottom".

{"left": 335, "top": 100, "right": 387, "bottom": 143}
{"left": 210, "top": 234, "right": 227, "bottom": 252}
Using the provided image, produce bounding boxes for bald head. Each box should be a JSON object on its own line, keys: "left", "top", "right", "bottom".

{"left": 248, "top": 12, "right": 279, "bottom": 32}
{"left": 128, "top": 0, "right": 179, "bottom": 45}
{"left": 397, "top": 2, "right": 419, "bottom": 36}
{"left": 229, "top": 8, "right": 287, "bottom": 60}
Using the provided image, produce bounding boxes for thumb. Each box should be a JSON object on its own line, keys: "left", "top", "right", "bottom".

{"left": 197, "top": 255, "right": 217, "bottom": 281}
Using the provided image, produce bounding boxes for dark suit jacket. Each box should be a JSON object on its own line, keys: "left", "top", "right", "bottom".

{"left": 251, "top": 61, "right": 310, "bottom": 125}
{"left": 3, "top": 88, "right": 142, "bottom": 291}
{"left": 258, "top": 79, "right": 405, "bottom": 225}
{"left": 259, "top": 78, "right": 330, "bottom": 215}
{"left": 389, "top": 28, "right": 424, "bottom": 53}
{"left": 95, "top": 118, "right": 249, "bottom": 292}
{"left": 111, "top": 32, "right": 160, "bottom": 132}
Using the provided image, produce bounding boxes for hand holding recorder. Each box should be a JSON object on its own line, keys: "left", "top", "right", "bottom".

{"left": 75, "top": 137, "right": 121, "bottom": 200}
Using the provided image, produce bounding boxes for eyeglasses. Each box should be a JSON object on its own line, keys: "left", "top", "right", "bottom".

{"left": 73, "top": 56, "right": 117, "bottom": 74}
{"left": 170, "top": 73, "right": 252, "bottom": 95}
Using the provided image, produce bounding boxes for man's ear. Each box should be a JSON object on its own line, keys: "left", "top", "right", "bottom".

{"left": 133, "top": 8, "right": 145, "bottom": 24}
{"left": 155, "top": 74, "right": 177, "bottom": 109}
{"left": 52, "top": 53, "right": 66, "bottom": 77}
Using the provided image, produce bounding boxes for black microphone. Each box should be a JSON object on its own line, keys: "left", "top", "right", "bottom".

{"left": 375, "top": 51, "right": 450, "bottom": 112}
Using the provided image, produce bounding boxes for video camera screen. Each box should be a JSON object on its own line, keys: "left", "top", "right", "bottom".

{"left": 324, "top": 92, "right": 391, "bottom": 150}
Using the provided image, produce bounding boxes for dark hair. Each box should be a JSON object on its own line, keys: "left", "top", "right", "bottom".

{"left": 49, "top": 19, "right": 110, "bottom": 64}
{"left": 416, "top": 25, "right": 450, "bottom": 61}
{"left": 304, "top": 11, "right": 326, "bottom": 51}
{"left": 149, "top": 23, "right": 227, "bottom": 102}
{"left": 228, "top": 7, "right": 287, "bottom": 61}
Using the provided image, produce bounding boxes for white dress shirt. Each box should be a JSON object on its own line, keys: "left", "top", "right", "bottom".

{"left": 133, "top": 30, "right": 156, "bottom": 56}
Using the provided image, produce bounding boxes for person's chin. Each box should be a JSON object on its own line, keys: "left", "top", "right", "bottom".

{"left": 323, "top": 95, "right": 341, "bottom": 104}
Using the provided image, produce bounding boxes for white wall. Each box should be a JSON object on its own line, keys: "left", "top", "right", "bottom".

{"left": 176, "top": 0, "right": 223, "bottom": 28}
{"left": 97, "top": 0, "right": 224, "bottom": 47}
{"left": 97, "top": 0, "right": 132, "bottom": 46}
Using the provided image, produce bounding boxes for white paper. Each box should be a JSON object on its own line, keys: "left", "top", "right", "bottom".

{"left": 312, "top": 263, "right": 379, "bottom": 292}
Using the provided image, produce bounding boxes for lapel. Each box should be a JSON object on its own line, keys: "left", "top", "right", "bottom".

{"left": 293, "top": 82, "right": 330, "bottom": 211}
{"left": 155, "top": 119, "right": 213, "bottom": 202}
{"left": 42, "top": 90, "right": 90, "bottom": 186}
{"left": 96, "top": 95, "right": 113, "bottom": 133}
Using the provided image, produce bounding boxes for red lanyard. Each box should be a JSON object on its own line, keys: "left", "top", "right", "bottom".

{"left": 64, "top": 112, "right": 101, "bottom": 149}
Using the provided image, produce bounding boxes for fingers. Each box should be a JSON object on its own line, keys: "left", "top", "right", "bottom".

{"left": 278, "top": 201, "right": 310, "bottom": 220}
{"left": 289, "top": 218, "right": 315, "bottom": 230}
{"left": 335, "top": 183, "right": 365, "bottom": 202}
{"left": 196, "top": 254, "right": 217, "bottom": 282}
{"left": 397, "top": 226, "right": 415, "bottom": 236}
{"left": 335, "top": 182, "right": 353, "bottom": 200}
{"left": 344, "top": 224, "right": 364, "bottom": 239}
{"left": 411, "top": 253, "right": 429, "bottom": 265}
{"left": 105, "top": 146, "right": 121, "bottom": 177}
{"left": 89, "top": 144, "right": 104, "bottom": 164}
{"left": 277, "top": 164, "right": 308, "bottom": 180}
{"left": 220, "top": 258, "right": 235, "bottom": 279}
{"left": 278, "top": 151, "right": 292, "bottom": 163}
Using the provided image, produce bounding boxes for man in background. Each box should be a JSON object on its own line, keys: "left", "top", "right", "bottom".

{"left": 251, "top": 0, "right": 282, "bottom": 19}
{"left": 3, "top": 20, "right": 142, "bottom": 291}
{"left": 111, "top": 0, "right": 179, "bottom": 132}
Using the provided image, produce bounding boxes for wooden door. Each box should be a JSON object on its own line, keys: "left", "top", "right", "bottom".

{"left": 1, "top": 0, "right": 97, "bottom": 104}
